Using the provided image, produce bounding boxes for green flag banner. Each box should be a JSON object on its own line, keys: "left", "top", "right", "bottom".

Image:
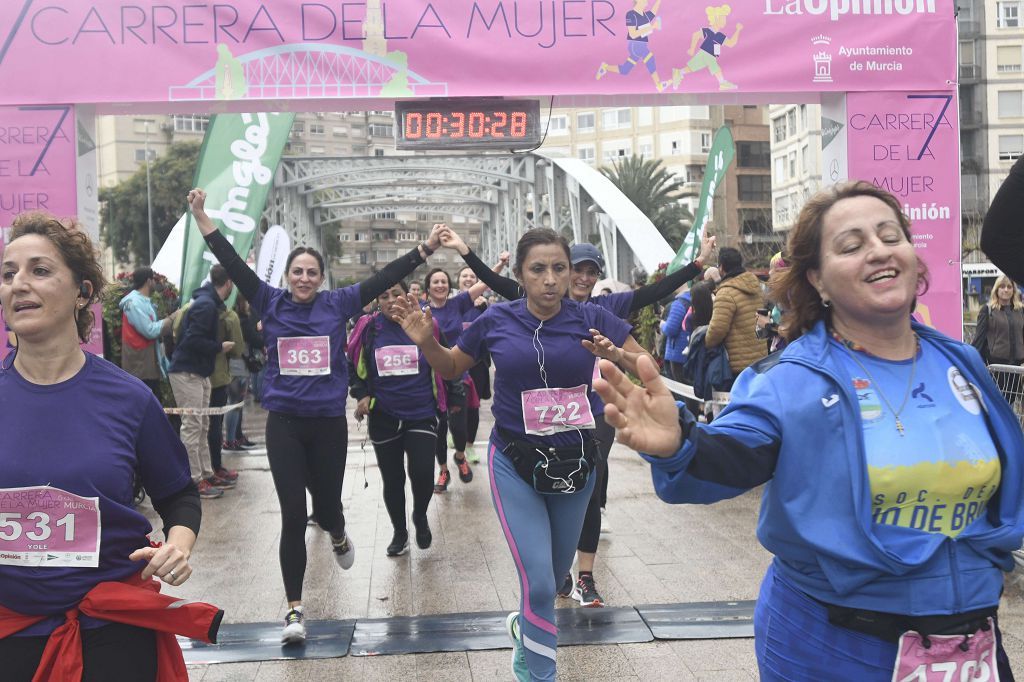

{"left": 179, "top": 112, "right": 295, "bottom": 303}
{"left": 668, "top": 127, "right": 735, "bottom": 274}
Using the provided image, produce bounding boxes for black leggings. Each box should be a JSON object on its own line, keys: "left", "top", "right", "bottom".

{"left": 368, "top": 409, "right": 437, "bottom": 532}
{"left": 466, "top": 407, "right": 481, "bottom": 444}
{"left": 207, "top": 385, "right": 228, "bottom": 471}
{"left": 265, "top": 411, "right": 347, "bottom": 602}
{"left": 3, "top": 622, "right": 157, "bottom": 682}
{"left": 578, "top": 414, "right": 615, "bottom": 553}
{"left": 435, "top": 408, "right": 467, "bottom": 466}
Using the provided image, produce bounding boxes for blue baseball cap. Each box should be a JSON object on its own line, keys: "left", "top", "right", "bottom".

{"left": 570, "top": 243, "right": 605, "bottom": 272}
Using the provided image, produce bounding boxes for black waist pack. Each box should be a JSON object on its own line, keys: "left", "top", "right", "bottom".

{"left": 497, "top": 427, "right": 597, "bottom": 494}
{"left": 823, "top": 601, "right": 997, "bottom": 644}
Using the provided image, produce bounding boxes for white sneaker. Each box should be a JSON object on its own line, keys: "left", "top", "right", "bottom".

{"left": 281, "top": 608, "right": 305, "bottom": 644}
{"left": 332, "top": 532, "right": 355, "bottom": 570}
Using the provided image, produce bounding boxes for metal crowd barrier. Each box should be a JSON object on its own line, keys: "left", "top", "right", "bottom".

{"left": 986, "top": 364, "right": 1024, "bottom": 574}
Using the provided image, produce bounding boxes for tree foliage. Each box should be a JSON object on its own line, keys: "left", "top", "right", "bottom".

{"left": 100, "top": 141, "right": 201, "bottom": 265}
{"left": 600, "top": 155, "right": 693, "bottom": 250}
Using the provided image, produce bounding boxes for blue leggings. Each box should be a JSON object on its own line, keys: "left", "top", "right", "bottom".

{"left": 487, "top": 441, "right": 595, "bottom": 681}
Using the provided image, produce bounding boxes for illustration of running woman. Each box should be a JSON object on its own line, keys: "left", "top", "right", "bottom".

{"left": 672, "top": 5, "right": 743, "bottom": 91}
{"left": 596, "top": 0, "right": 668, "bottom": 92}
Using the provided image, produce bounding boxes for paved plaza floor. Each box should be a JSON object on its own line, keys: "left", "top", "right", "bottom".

{"left": 155, "top": 399, "right": 1024, "bottom": 681}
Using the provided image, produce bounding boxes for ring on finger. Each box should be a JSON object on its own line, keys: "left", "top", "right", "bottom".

{"left": 168, "top": 569, "right": 177, "bottom": 580}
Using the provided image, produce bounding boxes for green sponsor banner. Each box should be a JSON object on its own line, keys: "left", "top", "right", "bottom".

{"left": 179, "top": 112, "right": 295, "bottom": 304}
{"left": 668, "top": 127, "right": 735, "bottom": 274}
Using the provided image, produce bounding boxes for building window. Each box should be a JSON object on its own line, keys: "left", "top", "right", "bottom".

{"left": 133, "top": 118, "right": 156, "bottom": 134}
{"left": 332, "top": 126, "right": 347, "bottom": 136}
{"left": 549, "top": 115, "right": 568, "bottom": 133}
{"left": 375, "top": 250, "right": 398, "bottom": 262}
{"left": 340, "top": 233, "right": 351, "bottom": 242}
{"left": 802, "top": 144, "right": 811, "bottom": 176}
{"left": 775, "top": 195, "right": 790, "bottom": 226}
{"left": 602, "top": 147, "right": 630, "bottom": 164}
{"left": 999, "top": 134, "right": 1024, "bottom": 160}
{"left": 134, "top": 148, "right": 157, "bottom": 163}
{"left": 739, "top": 208, "right": 772, "bottom": 235}
{"left": 639, "top": 143, "right": 653, "bottom": 158}
{"left": 292, "top": 123, "right": 305, "bottom": 134}
{"left": 577, "top": 112, "right": 595, "bottom": 132}
{"left": 700, "top": 133, "right": 712, "bottom": 153}
{"left": 671, "top": 140, "right": 681, "bottom": 155}
{"left": 788, "top": 151, "right": 797, "bottom": 178}
{"left": 737, "top": 141, "right": 770, "bottom": 168}
{"left": 997, "top": 45, "right": 1023, "bottom": 73}
{"left": 374, "top": 148, "right": 385, "bottom": 157}
{"left": 773, "top": 117, "right": 787, "bottom": 142}
{"left": 374, "top": 211, "right": 396, "bottom": 220}
{"left": 774, "top": 157, "right": 786, "bottom": 183}
{"left": 737, "top": 175, "right": 771, "bottom": 202}
{"left": 310, "top": 146, "right": 325, "bottom": 154}
{"left": 799, "top": 104, "right": 808, "bottom": 131}
{"left": 369, "top": 124, "right": 393, "bottom": 138}
{"left": 601, "top": 108, "right": 631, "bottom": 130}
{"left": 787, "top": 110, "right": 797, "bottom": 136}
{"left": 577, "top": 145, "right": 595, "bottom": 163}
{"left": 998, "top": 90, "right": 1024, "bottom": 117}
{"left": 172, "top": 115, "right": 209, "bottom": 133}
{"left": 997, "top": 1, "right": 1021, "bottom": 27}
{"left": 310, "top": 123, "right": 325, "bottom": 135}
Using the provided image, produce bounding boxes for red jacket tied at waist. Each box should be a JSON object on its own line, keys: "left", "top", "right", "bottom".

{"left": 0, "top": 575, "right": 223, "bottom": 682}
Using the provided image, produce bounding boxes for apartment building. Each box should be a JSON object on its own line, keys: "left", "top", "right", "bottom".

{"left": 768, "top": 104, "right": 823, "bottom": 235}
{"left": 540, "top": 103, "right": 774, "bottom": 265}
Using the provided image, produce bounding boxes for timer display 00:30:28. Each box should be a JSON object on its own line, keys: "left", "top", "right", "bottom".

{"left": 402, "top": 110, "right": 530, "bottom": 140}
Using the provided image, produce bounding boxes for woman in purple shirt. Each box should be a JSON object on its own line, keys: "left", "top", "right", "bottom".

{"left": 422, "top": 263, "right": 500, "bottom": 491}
{"left": 187, "top": 189, "right": 441, "bottom": 645}
{"left": 391, "top": 228, "right": 651, "bottom": 682}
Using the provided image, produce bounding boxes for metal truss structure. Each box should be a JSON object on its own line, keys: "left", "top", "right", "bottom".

{"left": 262, "top": 153, "right": 671, "bottom": 283}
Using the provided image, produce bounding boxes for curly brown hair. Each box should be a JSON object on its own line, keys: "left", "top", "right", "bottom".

{"left": 9, "top": 212, "right": 107, "bottom": 342}
{"left": 770, "top": 181, "right": 929, "bottom": 342}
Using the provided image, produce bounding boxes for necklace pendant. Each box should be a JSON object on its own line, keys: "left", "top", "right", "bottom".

{"left": 895, "top": 418, "right": 905, "bottom": 436}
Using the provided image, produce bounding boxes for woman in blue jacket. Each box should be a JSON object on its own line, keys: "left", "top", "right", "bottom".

{"left": 593, "top": 182, "right": 1022, "bottom": 680}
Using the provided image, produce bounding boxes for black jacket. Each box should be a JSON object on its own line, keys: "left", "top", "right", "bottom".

{"left": 168, "top": 283, "right": 225, "bottom": 378}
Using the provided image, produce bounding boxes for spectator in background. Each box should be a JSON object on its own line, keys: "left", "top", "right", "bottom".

{"left": 704, "top": 247, "right": 766, "bottom": 380}
{"left": 660, "top": 284, "right": 691, "bottom": 381}
{"left": 703, "top": 266, "right": 722, "bottom": 289}
{"left": 756, "top": 252, "right": 790, "bottom": 354}
{"left": 408, "top": 281, "right": 425, "bottom": 302}
{"left": 226, "top": 294, "right": 261, "bottom": 446}
{"left": 972, "top": 274, "right": 1024, "bottom": 367}
{"left": 168, "top": 264, "right": 236, "bottom": 500}
{"left": 118, "top": 266, "right": 173, "bottom": 398}
{"left": 206, "top": 297, "right": 246, "bottom": 488}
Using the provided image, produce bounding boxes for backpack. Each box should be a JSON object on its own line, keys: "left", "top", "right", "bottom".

{"left": 682, "top": 326, "right": 734, "bottom": 400}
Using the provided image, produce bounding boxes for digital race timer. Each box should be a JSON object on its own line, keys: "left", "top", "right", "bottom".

{"left": 394, "top": 99, "right": 542, "bottom": 150}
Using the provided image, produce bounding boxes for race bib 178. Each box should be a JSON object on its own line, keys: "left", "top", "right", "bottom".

{"left": 0, "top": 486, "right": 101, "bottom": 568}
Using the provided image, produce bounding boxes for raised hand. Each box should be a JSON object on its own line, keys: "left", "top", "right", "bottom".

{"left": 426, "top": 223, "right": 445, "bottom": 251}
{"left": 438, "top": 226, "right": 468, "bottom": 256}
{"left": 593, "top": 354, "right": 683, "bottom": 457}
{"left": 187, "top": 188, "right": 216, "bottom": 235}
{"left": 581, "top": 328, "right": 623, "bottom": 363}
{"left": 390, "top": 293, "right": 435, "bottom": 346}
{"left": 699, "top": 232, "right": 717, "bottom": 264}
{"left": 499, "top": 251, "right": 511, "bottom": 267}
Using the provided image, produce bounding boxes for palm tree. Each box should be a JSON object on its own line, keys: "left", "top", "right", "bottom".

{"left": 600, "top": 155, "right": 693, "bottom": 250}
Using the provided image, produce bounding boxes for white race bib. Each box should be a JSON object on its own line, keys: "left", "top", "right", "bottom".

{"left": 374, "top": 345, "right": 419, "bottom": 376}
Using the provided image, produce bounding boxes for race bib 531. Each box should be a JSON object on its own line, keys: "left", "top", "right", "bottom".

{"left": 0, "top": 486, "right": 101, "bottom": 568}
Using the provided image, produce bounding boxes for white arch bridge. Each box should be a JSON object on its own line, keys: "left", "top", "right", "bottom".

{"left": 260, "top": 152, "right": 673, "bottom": 283}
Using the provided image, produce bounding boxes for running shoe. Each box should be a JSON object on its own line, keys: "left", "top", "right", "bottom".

{"left": 556, "top": 572, "right": 574, "bottom": 598}
{"left": 197, "top": 480, "right": 224, "bottom": 499}
{"left": 281, "top": 608, "right": 306, "bottom": 644}
{"left": 413, "top": 514, "right": 432, "bottom": 549}
{"left": 215, "top": 466, "right": 239, "bottom": 483}
{"left": 571, "top": 573, "right": 604, "bottom": 608}
{"left": 207, "top": 474, "right": 236, "bottom": 490}
{"left": 454, "top": 455, "right": 473, "bottom": 483}
{"left": 505, "top": 612, "right": 529, "bottom": 682}
{"left": 466, "top": 443, "right": 480, "bottom": 464}
{"left": 222, "top": 439, "right": 242, "bottom": 452}
{"left": 386, "top": 530, "right": 409, "bottom": 557}
{"left": 332, "top": 532, "right": 356, "bottom": 570}
{"left": 238, "top": 436, "right": 258, "bottom": 449}
{"left": 434, "top": 469, "right": 451, "bottom": 493}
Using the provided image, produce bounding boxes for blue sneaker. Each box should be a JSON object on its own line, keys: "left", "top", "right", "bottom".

{"left": 504, "top": 612, "right": 529, "bottom": 681}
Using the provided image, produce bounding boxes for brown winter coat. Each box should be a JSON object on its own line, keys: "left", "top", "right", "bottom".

{"left": 705, "top": 270, "right": 767, "bottom": 374}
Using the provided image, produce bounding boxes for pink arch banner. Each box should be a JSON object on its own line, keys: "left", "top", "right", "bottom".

{"left": 0, "top": 0, "right": 955, "bottom": 107}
